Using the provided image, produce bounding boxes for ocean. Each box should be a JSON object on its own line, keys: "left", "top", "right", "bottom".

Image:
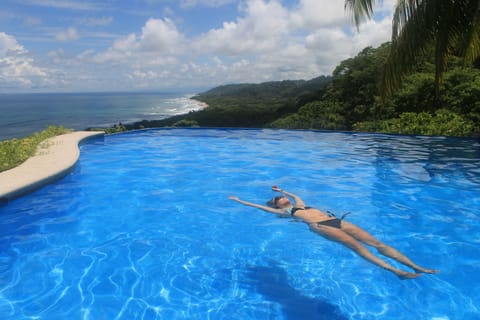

{"left": 0, "top": 92, "right": 205, "bottom": 141}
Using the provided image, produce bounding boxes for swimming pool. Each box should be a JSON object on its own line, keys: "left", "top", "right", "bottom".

{"left": 1, "top": 128, "right": 479, "bottom": 319}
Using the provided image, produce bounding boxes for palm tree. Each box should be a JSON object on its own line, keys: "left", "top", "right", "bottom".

{"left": 345, "top": 0, "right": 480, "bottom": 99}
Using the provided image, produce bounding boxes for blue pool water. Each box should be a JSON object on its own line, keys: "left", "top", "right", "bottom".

{"left": 1, "top": 129, "right": 479, "bottom": 319}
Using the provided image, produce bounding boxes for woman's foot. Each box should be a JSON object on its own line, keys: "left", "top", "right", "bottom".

{"left": 397, "top": 271, "right": 422, "bottom": 280}
{"left": 414, "top": 267, "right": 439, "bottom": 274}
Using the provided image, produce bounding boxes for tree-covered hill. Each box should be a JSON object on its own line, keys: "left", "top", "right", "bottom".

{"left": 122, "top": 76, "right": 331, "bottom": 129}
{"left": 115, "top": 42, "right": 479, "bottom": 137}
{"left": 270, "top": 43, "right": 479, "bottom": 137}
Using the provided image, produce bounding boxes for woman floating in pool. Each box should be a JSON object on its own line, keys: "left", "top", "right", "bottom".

{"left": 229, "top": 186, "right": 438, "bottom": 280}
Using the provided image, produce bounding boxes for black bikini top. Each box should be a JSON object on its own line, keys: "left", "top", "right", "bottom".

{"left": 290, "top": 206, "right": 314, "bottom": 216}
{"left": 290, "top": 207, "right": 350, "bottom": 220}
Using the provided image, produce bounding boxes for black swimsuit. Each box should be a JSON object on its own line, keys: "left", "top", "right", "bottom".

{"left": 314, "top": 218, "right": 342, "bottom": 228}
{"left": 290, "top": 207, "right": 349, "bottom": 229}
{"left": 290, "top": 206, "right": 314, "bottom": 215}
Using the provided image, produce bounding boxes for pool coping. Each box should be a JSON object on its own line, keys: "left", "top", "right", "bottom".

{"left": 0, "top": 131, "right": 104, "bottom": 201}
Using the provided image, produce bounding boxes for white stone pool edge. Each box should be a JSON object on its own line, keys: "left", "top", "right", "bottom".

{"left": 0, "top": 131, "right": 104, "bottom": 201}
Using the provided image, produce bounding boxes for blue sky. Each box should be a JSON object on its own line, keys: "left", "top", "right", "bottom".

{"left": 0, "top": 0, "right": 395, "bottom": 93}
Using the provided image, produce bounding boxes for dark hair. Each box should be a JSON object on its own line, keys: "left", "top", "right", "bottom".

{"left": 267, "top": 196, "right": 285, "bottom": 208}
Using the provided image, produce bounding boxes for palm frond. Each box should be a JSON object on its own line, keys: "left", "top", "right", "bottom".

{"left": 346, "top": 0, "right": 480, "bottom": 102}
{"left": 457, "top": 0, "right": 480, "bottom": 66}
{"left": 385, "top": 0, "right": 480, "bottom": 100}
{"left": 429, "top": 0, "right": 455, "bottom": 94}
{"left": 383, "top": 1, "right": 432, "bottom": 96}
{"left": 392, "top": 0, "right": 422, "bottom": 40}
{"left": 344, "top": 0, "right": 376, "bottom": 29}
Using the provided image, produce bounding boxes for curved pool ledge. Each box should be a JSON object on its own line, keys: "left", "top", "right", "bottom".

{"left": 0, "top": 131, "right": 104, "bottom": 201}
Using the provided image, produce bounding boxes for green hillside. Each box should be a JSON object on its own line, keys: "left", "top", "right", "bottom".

{"left": 115, "top": 42, "right": 479, "bottom": 137}
{"left": 122, "top": 76, "right": 331, "bottom": 129}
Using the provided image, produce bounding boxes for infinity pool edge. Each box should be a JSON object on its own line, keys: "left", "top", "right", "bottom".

{"left": 0, "top": 131, "right": 104, "bottom": 201}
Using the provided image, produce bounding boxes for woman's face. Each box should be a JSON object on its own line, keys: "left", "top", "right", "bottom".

{"left": 275, "top": 196, "right": 291, "bottom": 208}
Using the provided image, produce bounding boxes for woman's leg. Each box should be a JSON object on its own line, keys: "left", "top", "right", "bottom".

{"left": 340, "top": 221, "right": 438, "bottom": 274}
{"left": 309, "top": 223, "right": 421, "bottom": 279}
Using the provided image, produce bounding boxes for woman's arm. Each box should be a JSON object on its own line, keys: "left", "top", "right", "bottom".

{"left": 271, "top": 186, "right": 305, "bottom": 207}
{"left": 228, "top": 196, "right": 289, "bottom": 217}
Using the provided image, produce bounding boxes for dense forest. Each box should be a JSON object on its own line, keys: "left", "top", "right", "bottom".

{"left": 115, "top": 42, "right": 480, "bottom": 137}
{"left": 116, "top": 75, "right": 331, "bottom": 129}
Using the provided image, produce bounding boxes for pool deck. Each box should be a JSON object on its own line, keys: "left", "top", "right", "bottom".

{"left": 0, "top": 131, "right": 104, "bottom": 201}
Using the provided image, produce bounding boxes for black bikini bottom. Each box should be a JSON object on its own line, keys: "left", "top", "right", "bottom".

{"left": 313, "top": 218, "right": 342, "bottom": 229}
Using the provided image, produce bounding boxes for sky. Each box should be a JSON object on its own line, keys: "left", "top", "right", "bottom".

{"left": 0, "top": 0, "right": 396, "bottom": 93}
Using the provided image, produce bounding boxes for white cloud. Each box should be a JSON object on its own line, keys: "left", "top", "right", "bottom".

{"left": 352, "top": 16, "right": 392, "bottom": 51}
{"left": 86, "top": 0, "right": 393, "bottom": 91}
{"left": 0, "top": 32, "right": 54, "bottom": 89}
{"left": 138, "top": 18, "right": 185, "bottom": 53}
{"left": 94, "top": 34, "right": 137, "bottom": 64}
{"left": 290, "top": 0, "right": 348, "bottom": 29}
{"left": 2, "top": 0, "right": 395, "bottom": 91}
{"left": 56, "top": 27, "right": 80, "bottom": 41}
{"left": 129, "top": 69, "right": 159, "bottom": 81}
{"left": 47, "top": 48, "right": 95, "bottom": 66}
{"left": 301, "top": 16, "right": 392, "bottom": 75}
{"left": 0, "top": 32, "right": 24, "bottom": 56}
{"left": 187, "top": 0, "right": 391, "bottom": 80}
{"left": 94, "top": 18, "right": 185, "bottom": 65}
{"left": 194, "top": 0, "right": 289, "bottom": 55}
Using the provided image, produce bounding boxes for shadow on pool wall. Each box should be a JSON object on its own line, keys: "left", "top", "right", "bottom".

{"left": 244, "top": 261, "right": 348, "bottom": 320}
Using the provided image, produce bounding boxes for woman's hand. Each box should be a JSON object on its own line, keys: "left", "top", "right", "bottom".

{"left": 271, "top": 185, "right": 282, "bottom": 192}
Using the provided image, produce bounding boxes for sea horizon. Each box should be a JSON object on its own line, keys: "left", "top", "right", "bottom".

{"left": 0, "top": 91, "right": 206, "bottom": 141}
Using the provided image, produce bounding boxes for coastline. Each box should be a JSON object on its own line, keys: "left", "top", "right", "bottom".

{"left": 191, "top": 98, "right": 209, "bottom": 110}
{"left": 0, "top": 92, "right": 204, "bottom": 141}
{"left": 0, "top": 131, "right": 103, "bottom": 201}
